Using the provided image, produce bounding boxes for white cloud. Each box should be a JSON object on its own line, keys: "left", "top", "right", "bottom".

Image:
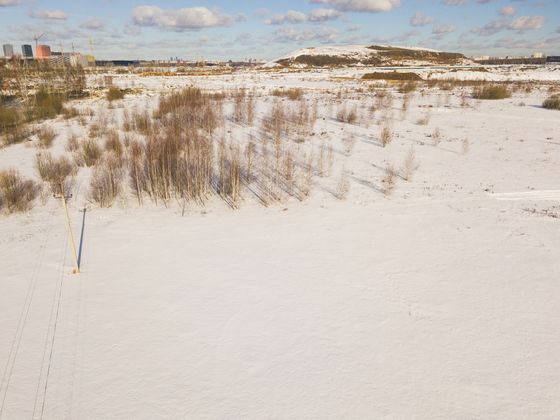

{"left": 443, "top": 0, "right": 467, "bottom": 5}
{"left": 432, "top": 23, "right": 456, "bottom": 37}
{"left": 509, "top": 15, "right": 544, "bottom": 31}
{"left": 410, "top": 12, "right": 433, "bottom": 27}
{"left": 272, "top": 26, "right": 338, "bottom": 43}
{"left": 28, "top": 9, "right": 68, "bottom": 20}
{"left": 492, "top": 35, "right": 560, "bottom": 52}
{"left": 499, "top": 6, "right": 515, "bottom": 16}
{"left": 309, "top": 0, "right": 400, "bottom": 13}
{"left": 265, "top": 8, "right": 341, "bottom": 24}
{"left": 80, "top": 19, "right": 105, "bottom": 30}
{"left": 254, "top": 8, "right": 270, "bottom": 17}
{"left": 0, "top": 0, "right": 19, "bottom": 6}
{"left": 472, "top": 15, "right": 545, "bottom": 36}
{"left": 308, "top": 9, "right": 342, "bottom": 22}
{"left": 266, "top": 10, "right": 307, "bottom": 25}
{"left": 132, "top": 5, "right": 234, "bottom": 31}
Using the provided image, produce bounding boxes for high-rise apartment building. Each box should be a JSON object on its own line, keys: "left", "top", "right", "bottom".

{"left": 2, "top": 44, "right": 14, "bottom": 58}
{"left": 21, "top": 44, "right": 33, "bottom": 58}
{"left": 36, "top": 44, "right": 52, "bottom": 59}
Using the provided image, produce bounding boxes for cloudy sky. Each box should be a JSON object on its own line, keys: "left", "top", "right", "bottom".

{"left": 1, "top": 0, "right": 559, "bottom": 60}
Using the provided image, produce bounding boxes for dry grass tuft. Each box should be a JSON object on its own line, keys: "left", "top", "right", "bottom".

{"left": 416, "top": 110, "right": 431, "bottom": 126}
{"left": 271, "top": 88, "right": 304, "bottom": 100}
{"left": 335, "top": 169, "right": 350, "bottom": 200}
{"left": 65, "top": 133, "right": 80, "bottom": 152}
{"left": 543, "top": 95, "right": 560, "bottom": 110}
{"left": 36, "top": 126, "right": 56, "bottom": 149}
{"left": 106, "top": 87, "right": 126, "bottom": 102}
{"left": 380, "top": 125, "right": 392, "bottom": 147}
{"left": 382, "top": 164, "right": 397, "bottom": 196}
{"left": 398, "top": 82, "right": 417, "bottom": 94}
{"left": 462, "top": 137, "right": 470, "bottom": 155}
{"left": 431, "top": 128, "right": 442, "bottom": 146}
{"left": 401, "top": 147, "right": 417, "bottom": 181}
{"left": 336, "top": 105, "right": 358, "bottom": 124}
{"left": 342, "top": 133, "right": 356, "bottom": 156}
{"left": 472, "top": 85, "right": 511, "bottom": 100}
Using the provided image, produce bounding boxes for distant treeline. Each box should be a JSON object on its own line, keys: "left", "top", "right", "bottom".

{"left": 475, "top": 57, "right": 560, "bottom": 65}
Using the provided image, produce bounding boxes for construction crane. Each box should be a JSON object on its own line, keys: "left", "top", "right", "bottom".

{"left": 33, "top": 32, "right": 45, "bottom": 51}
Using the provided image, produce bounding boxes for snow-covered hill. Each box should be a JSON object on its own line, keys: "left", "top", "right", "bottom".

{"left": 267, "top": 44, "right": 472, "bottom": 68}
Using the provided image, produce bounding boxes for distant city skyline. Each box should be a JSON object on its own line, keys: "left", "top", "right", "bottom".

{"left": 1, "top": 0, "right": 559, "bottom": 61}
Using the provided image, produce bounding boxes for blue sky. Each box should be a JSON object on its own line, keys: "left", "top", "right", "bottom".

{"left": 1, "top": 0, "right": 559, "bottom": 60}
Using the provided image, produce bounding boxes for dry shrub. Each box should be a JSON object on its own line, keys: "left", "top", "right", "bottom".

{"left": 232, "top": 89, "right": 256, "bottom": 126}
{"left": 77, "top": 138, "right": 103, "bottom": 167}
{"left": 232, "top": 89, "right": 247, "bottom": 123}
{"left": 105, "top": 130, "right": 123, "bottom": 158}
{"left": 128, "top": 88, "right": 220, "bottom": 207}
{"left": 37, "top": 126, "right": 56, "bottom": 148}
{"left": 122, "top": 109, "right": 132, "bottom": 132}
{"left": 401, "top": 147, "right": 417, "bottom": 181}
{"left": 66, "top": 133, "right": 80, "bottom": 152}
{"left": 416, "top": 110, "right": 431, "bottom": 125}
{"left": 88, "top": 123, "right": 101, "bottom": 139}
{"left": 62, "top": 106, "right": 80, "bottom": 119}
{"left": 380, "top": 125, "right": 392, "bottom": 147}
{"left": 0, "top": 105, "right": 29, "bottom": 146}
{"left": 36, "top": 152, "right": 77, "bottom": 195}
{"left": 363, "top": 72, "right": 421, "bottom": 81}
{"left": 88, "top": 156, "right": 124, "bottom": 207}
{"left": 106, "top": 87, "right": 125, "bottom": 102}
{"left": 132, "top": 110, "right": 152, "bottom": 135}
{"left": 298, "top": 152, "right": 314, "bottom": 200}
{"left": 431, "top": 128, "right": 442, "bottom": 146}
{"left": 401, "top": 93, "right": 412, "bottom": 119}
{"left": 382, "top": 164, "right": 397, "bottom": 196}
{"left": 261, "top": 99, "right": 287, "bottom": 142}
{"left": 398, "top": 82, "right": 417, "bottom": 94}
{"left": 375, "top": 90, "right": 394, "bottom": 112}
{"left": 155, "top": 87, "right": 219, "bottom": 134}
{"left": 335, "top": 169, "right": 350, "bottom": 200}
{"left": 217, "top": 139, "right": 242, "bottom": 207}
{"left": 246, "top": 93, "right": 256, "bottom": 126}
{"left": 462, "top": 137, "right": 470, "bottom": 155}
{"left": 460, "top": 93, "right": 470, "bottom": 108}
{"left": 543, "top": 95, "right": 560, "bottom": 110}
{"left": 0, "top": 169, "right": 39, "bottom": 213}
{"left": 244, "top": 140, "right": 256, "bottom": 182}
{"left": 114, "top": 85, "right": 317, "bottom": 210}
{"left": 342, "top": 133, "right": 356, "bottom": 156}
{"left": 336, "top": 105, "right": 358, "bottom": 124}
{"left": 271, "top": 88, "right": 304, "bottom": 100}
{"left": 27, "top": 87, "right": 65, "bottom": 121}
{"left": 472, "top": 85, "right": 511, "bottom": 100}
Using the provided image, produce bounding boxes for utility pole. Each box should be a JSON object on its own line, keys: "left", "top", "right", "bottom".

{"left": 55, "top": 185, "right": 80, "bottom": 274}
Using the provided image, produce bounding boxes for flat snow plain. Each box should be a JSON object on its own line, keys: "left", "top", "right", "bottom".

{"left": 1, "top": 67, "right": 560, "bottom": 419}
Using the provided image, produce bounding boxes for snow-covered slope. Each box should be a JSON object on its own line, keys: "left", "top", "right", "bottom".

{"left": 1, "top": 68, "right": 560, "bottom": 419}
{"left": 268, "top": 44, "right": 471, "bottom": 68}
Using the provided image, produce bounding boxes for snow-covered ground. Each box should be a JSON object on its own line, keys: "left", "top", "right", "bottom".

{"left": 1, "top": 67, "right": 560, "bottom": 419}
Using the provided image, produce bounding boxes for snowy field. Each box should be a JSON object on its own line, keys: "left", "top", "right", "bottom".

{"left": 1, "top": 67, "right": 560, "bottom": 419}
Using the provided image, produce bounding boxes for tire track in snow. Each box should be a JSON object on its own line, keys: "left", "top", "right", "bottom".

{"left": 0, "top": 209, "right": 55, "bottom": 420}
{"left": 492, "top": 190, "right": 560, "bottom": 201}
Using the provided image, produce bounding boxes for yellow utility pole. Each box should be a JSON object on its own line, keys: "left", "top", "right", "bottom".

{"left": 58, "top": 183, "right": 80, "bottom": 274}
